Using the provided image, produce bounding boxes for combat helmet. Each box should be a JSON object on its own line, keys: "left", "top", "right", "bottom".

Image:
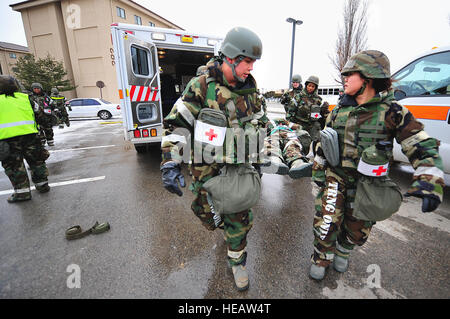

{"left": 196, "top": 65, "right": 208, "bottom": 76}
{"left": 0, "top": 75, "right": 19, "bottom": 96}
{"left": 31, "top": 82, "right": 43, "bottom": 90}
{"left": 341, "top": 50, "right": 391, "bottom": 79}
{"left": 292, "top": 74, "right": 302, "bottom": 84}
{"left": 51, "top": 87, "right": 59, "bottom": 95}
{"left": 305, "top": 75, "right": 319, "bottom": 87}
{"left": 220, "top": 26, "right": 262, "bottom": 83}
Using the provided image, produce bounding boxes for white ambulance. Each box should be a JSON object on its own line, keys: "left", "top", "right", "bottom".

{"left": 391, "top": 46, "right": 450, "bottom": 174}
{"left": 110, "top": 23, "right": 223, "bottom": 153}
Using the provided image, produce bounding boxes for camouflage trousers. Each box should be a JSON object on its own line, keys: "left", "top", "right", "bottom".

{"left": 55, "top": 107, "right": 70, "bottom": 126}
{"left": 264, "top": 131, "right": 305, "bottom": 166}
{"left": 312, "top": 168, "right": 375, "bottom": 267}
{"left": 189, "top": 163, "right": 254, "bottom": 266}
{"left": 1, "top": 134, "right": 50, "bottom": 193}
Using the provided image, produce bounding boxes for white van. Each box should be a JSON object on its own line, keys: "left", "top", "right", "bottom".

{"left": 391, "top": 46, "right": 450, "bottom": 173}
{"left": 110, "top": 23, "right": 222, "bottom": 153}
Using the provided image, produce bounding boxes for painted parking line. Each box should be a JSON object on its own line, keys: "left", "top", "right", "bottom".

{"left": 0, "top": 176, "right": 106, "bottom": 196}
{"left": 49, "top": 145, "right": 116, "bottom": 153}
{"left": 100, "top": 121, "right": 123, "bottom": 124}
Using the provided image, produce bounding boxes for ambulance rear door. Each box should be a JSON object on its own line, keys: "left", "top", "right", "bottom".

{"left": 115, "top": 29, "right": 163, "bottom": 142}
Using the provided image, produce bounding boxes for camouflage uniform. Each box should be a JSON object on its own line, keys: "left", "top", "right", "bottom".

{"left": 311, "top": 51, "right": 445, "bottom": 271}
{"left": 161, "top": 56, "right": 269, "bottom": 267}
{"left": 0, "top": 76, "right": 50, "bottom": 202}
{"left": 264, "top": 118, "right": 310, "bottom": 166}
{"left": 29, "top": 83, "right": 56, "bottom": 146}
{"left": 289, "top": 77, "right": 330, "bottom": 143}
{"left": 280, "top": 74, "right": 303, "bottom": 122}
{"left": 50, "top": 88, "right": 70, "bottom": 128}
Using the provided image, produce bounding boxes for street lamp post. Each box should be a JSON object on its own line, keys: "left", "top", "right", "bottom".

{"left": 286, "top": 17, "right": 303, "bottom": 89}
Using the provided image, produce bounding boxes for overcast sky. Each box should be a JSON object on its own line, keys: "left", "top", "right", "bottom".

{"left": 2, "top": 0, "right": 449, "bottom": 91}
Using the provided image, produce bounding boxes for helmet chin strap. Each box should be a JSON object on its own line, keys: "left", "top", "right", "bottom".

{"left": 224, "top": 56, "right": 246, "bottom": 83}
{"left": 354, "top": 80, "right": 368, "bottom": 97}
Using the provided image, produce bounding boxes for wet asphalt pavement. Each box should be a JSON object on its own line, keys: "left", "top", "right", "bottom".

{"left": 0, "top": 103, "right": 449, "bottom": 299}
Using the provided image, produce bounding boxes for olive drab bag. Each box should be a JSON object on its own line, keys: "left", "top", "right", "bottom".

{"left": 202, "top": 163, "right": 261, "bottom": 215}
{"left": 353, "top": 142, "right": 402, "bottom": 221}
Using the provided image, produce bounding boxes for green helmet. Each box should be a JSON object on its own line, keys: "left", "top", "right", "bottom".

{"left": 292, "top": 74, "right": 302, "bottom": 83}
{"left": 305, "top": 75, "right": 319, "bottom": 86}
{"left": 51, "top": 87, "right": 59, "bottom": 94}
{"left": 196, "top": 65, "right": 208, "bottom": 76}
{"left": 341, "top": 50, "right": 391, "bottom": 79}
{"left": 0, "top": 75, "right": 19, "bottom": 95}
{"left": 31, "top": 82, "right": 43, "bottom": 90}
{"left": 220, "top": 27, "right": 262, "bottom": 60}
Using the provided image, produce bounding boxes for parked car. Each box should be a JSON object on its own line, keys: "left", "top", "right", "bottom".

{"left": 66, "top": 98, "right": 121, "bottom": 120}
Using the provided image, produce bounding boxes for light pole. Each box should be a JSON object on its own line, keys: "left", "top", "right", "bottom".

{"left": 286, "top": 17, "right": 303, "bottom": 89}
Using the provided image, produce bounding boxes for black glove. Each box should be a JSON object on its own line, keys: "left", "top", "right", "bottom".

{"left": 161, "top": 161, "right": 185, "bottom": 196}
{"left": 420, "top": 195, "right": 440, "bottom": 213}
{"left": 405, "top": 193, "right": 440, "bottom": 213}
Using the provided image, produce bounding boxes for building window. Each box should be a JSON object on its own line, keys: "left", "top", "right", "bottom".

{"left": 0, "top": 63, "right": 3, "bottom": 75}
{"left": 9, "top": 53, "right": 17, "bottom": 59}
{"left": 134, "top": 15, "right": 142, "bottom": 25}
{"left": 117, "top": 7, "right": 126, "bottom": 19}
{"left": 149, "top": 21, "right": 155, "bottom": 27}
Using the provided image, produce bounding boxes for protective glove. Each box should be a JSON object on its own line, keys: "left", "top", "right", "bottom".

{"left": 161, "top": 161, "right": 185, "bottom": 196}
{"left": 404, "top": 193, "right": 441, "bottom": 213}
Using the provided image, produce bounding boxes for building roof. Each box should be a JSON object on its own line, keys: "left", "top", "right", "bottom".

{"left": 10, "top": 0, "right": 183, "bottom": 30}
{"left": 0, "top": 41, "right": 29, "bottom": 53}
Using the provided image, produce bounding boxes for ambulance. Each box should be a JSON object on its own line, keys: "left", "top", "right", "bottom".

{"left": 391, "top": 46, "right": 450, "bottom": 174}
{"left": 110, "top": 23, "right": 223, "bottom": 153}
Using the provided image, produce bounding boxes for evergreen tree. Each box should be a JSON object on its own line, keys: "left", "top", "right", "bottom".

{"left": 12, "top": 53, "right": 76, "bottom": 94}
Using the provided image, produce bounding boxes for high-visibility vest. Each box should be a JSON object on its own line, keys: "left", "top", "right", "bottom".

{"left": 0, "top": 92, "right": 38, "bottom": 140}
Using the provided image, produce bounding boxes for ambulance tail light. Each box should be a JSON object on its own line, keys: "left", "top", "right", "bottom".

{"left": 134, "top": 129, "right": 141, "bottom": 138}
{"left": 142, "top": 129, "right": 149, "bottom": 138}
{"left": 152, "top": 33, "right": 166, "bottom": 41}
{"left": 150, "top": 129, "right": 157, "bottom": 137}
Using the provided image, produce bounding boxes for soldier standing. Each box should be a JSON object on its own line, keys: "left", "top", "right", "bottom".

{"left": 29, "top": 83, "right": 56, "bottom": 146}
{"left": 160, "top": 27, "right": 267, "bottom": 291}
{"left": 50, "top": 87, "right": 70, "bottom": 129}
{"left": 0, "top": 76, "right": 50, "bottom": 202}
{"left": 280, "top": 74, "right": 302, "bottom": 121}
{"left": 289, "top": 76, "right": 330, "bottom": 155}
{"left": 309, "top": 50, "right": 444, "bottom": 280}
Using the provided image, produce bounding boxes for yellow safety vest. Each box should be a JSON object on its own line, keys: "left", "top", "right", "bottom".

{"left": 0, "top": 92, "right": 38, "bottom": 140}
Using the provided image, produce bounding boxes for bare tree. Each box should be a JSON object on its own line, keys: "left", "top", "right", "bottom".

{"left": 330, "top": 0, "right": 369, "bottom": 84}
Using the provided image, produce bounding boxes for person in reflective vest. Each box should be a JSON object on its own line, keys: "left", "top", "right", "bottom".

{"left": 50, "top": 87, "right": 70, "bottom": 128}
{"left": 309, "top": 50, "right": 444, "bottom": 281}
{"left": 0, "top": 76, "right": 50, "bottom": 202}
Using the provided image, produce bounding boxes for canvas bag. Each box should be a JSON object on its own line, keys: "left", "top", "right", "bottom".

{"left": 202, "top": 163, "right": 261, "bottom": 215}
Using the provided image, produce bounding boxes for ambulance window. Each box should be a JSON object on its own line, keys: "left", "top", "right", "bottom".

{"left": 131, "top": 45, "right": 151, "bottom": 76}
{"left": 392, "top": 50, "right": 450, "bottom": 97}
{"left": 136, "top": 103, "right": 157, "bottom": 123}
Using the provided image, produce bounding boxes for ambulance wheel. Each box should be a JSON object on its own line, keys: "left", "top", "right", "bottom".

{"left": 98, "top": 110, "right": 112, "bottom": 120}
{"left": 134, "top": 144, "right": 148, "bottom": 154}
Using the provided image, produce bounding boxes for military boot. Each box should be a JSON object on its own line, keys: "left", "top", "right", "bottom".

{"left": 231, "top": 264, "right": 249, "bottom": 291}
{"left": 309, "top": 264, "right": 327, "bottom": 281}
{"left": 47, "top": 140, "right": 54, "bottom": 146}
{"left": 333, "top": 255, "right": 349, "bottom": 273}
{"left": 262, "top": 156, "right": 289, "bottom": 175}
{"left": 7, "top": 192, "right": 32, "bottom": 203}
{"left": 288, "top": 159, "right": 313, "bottom": 179}
{"left": 36, "top": 183, "right": 50, "bottom": 193}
